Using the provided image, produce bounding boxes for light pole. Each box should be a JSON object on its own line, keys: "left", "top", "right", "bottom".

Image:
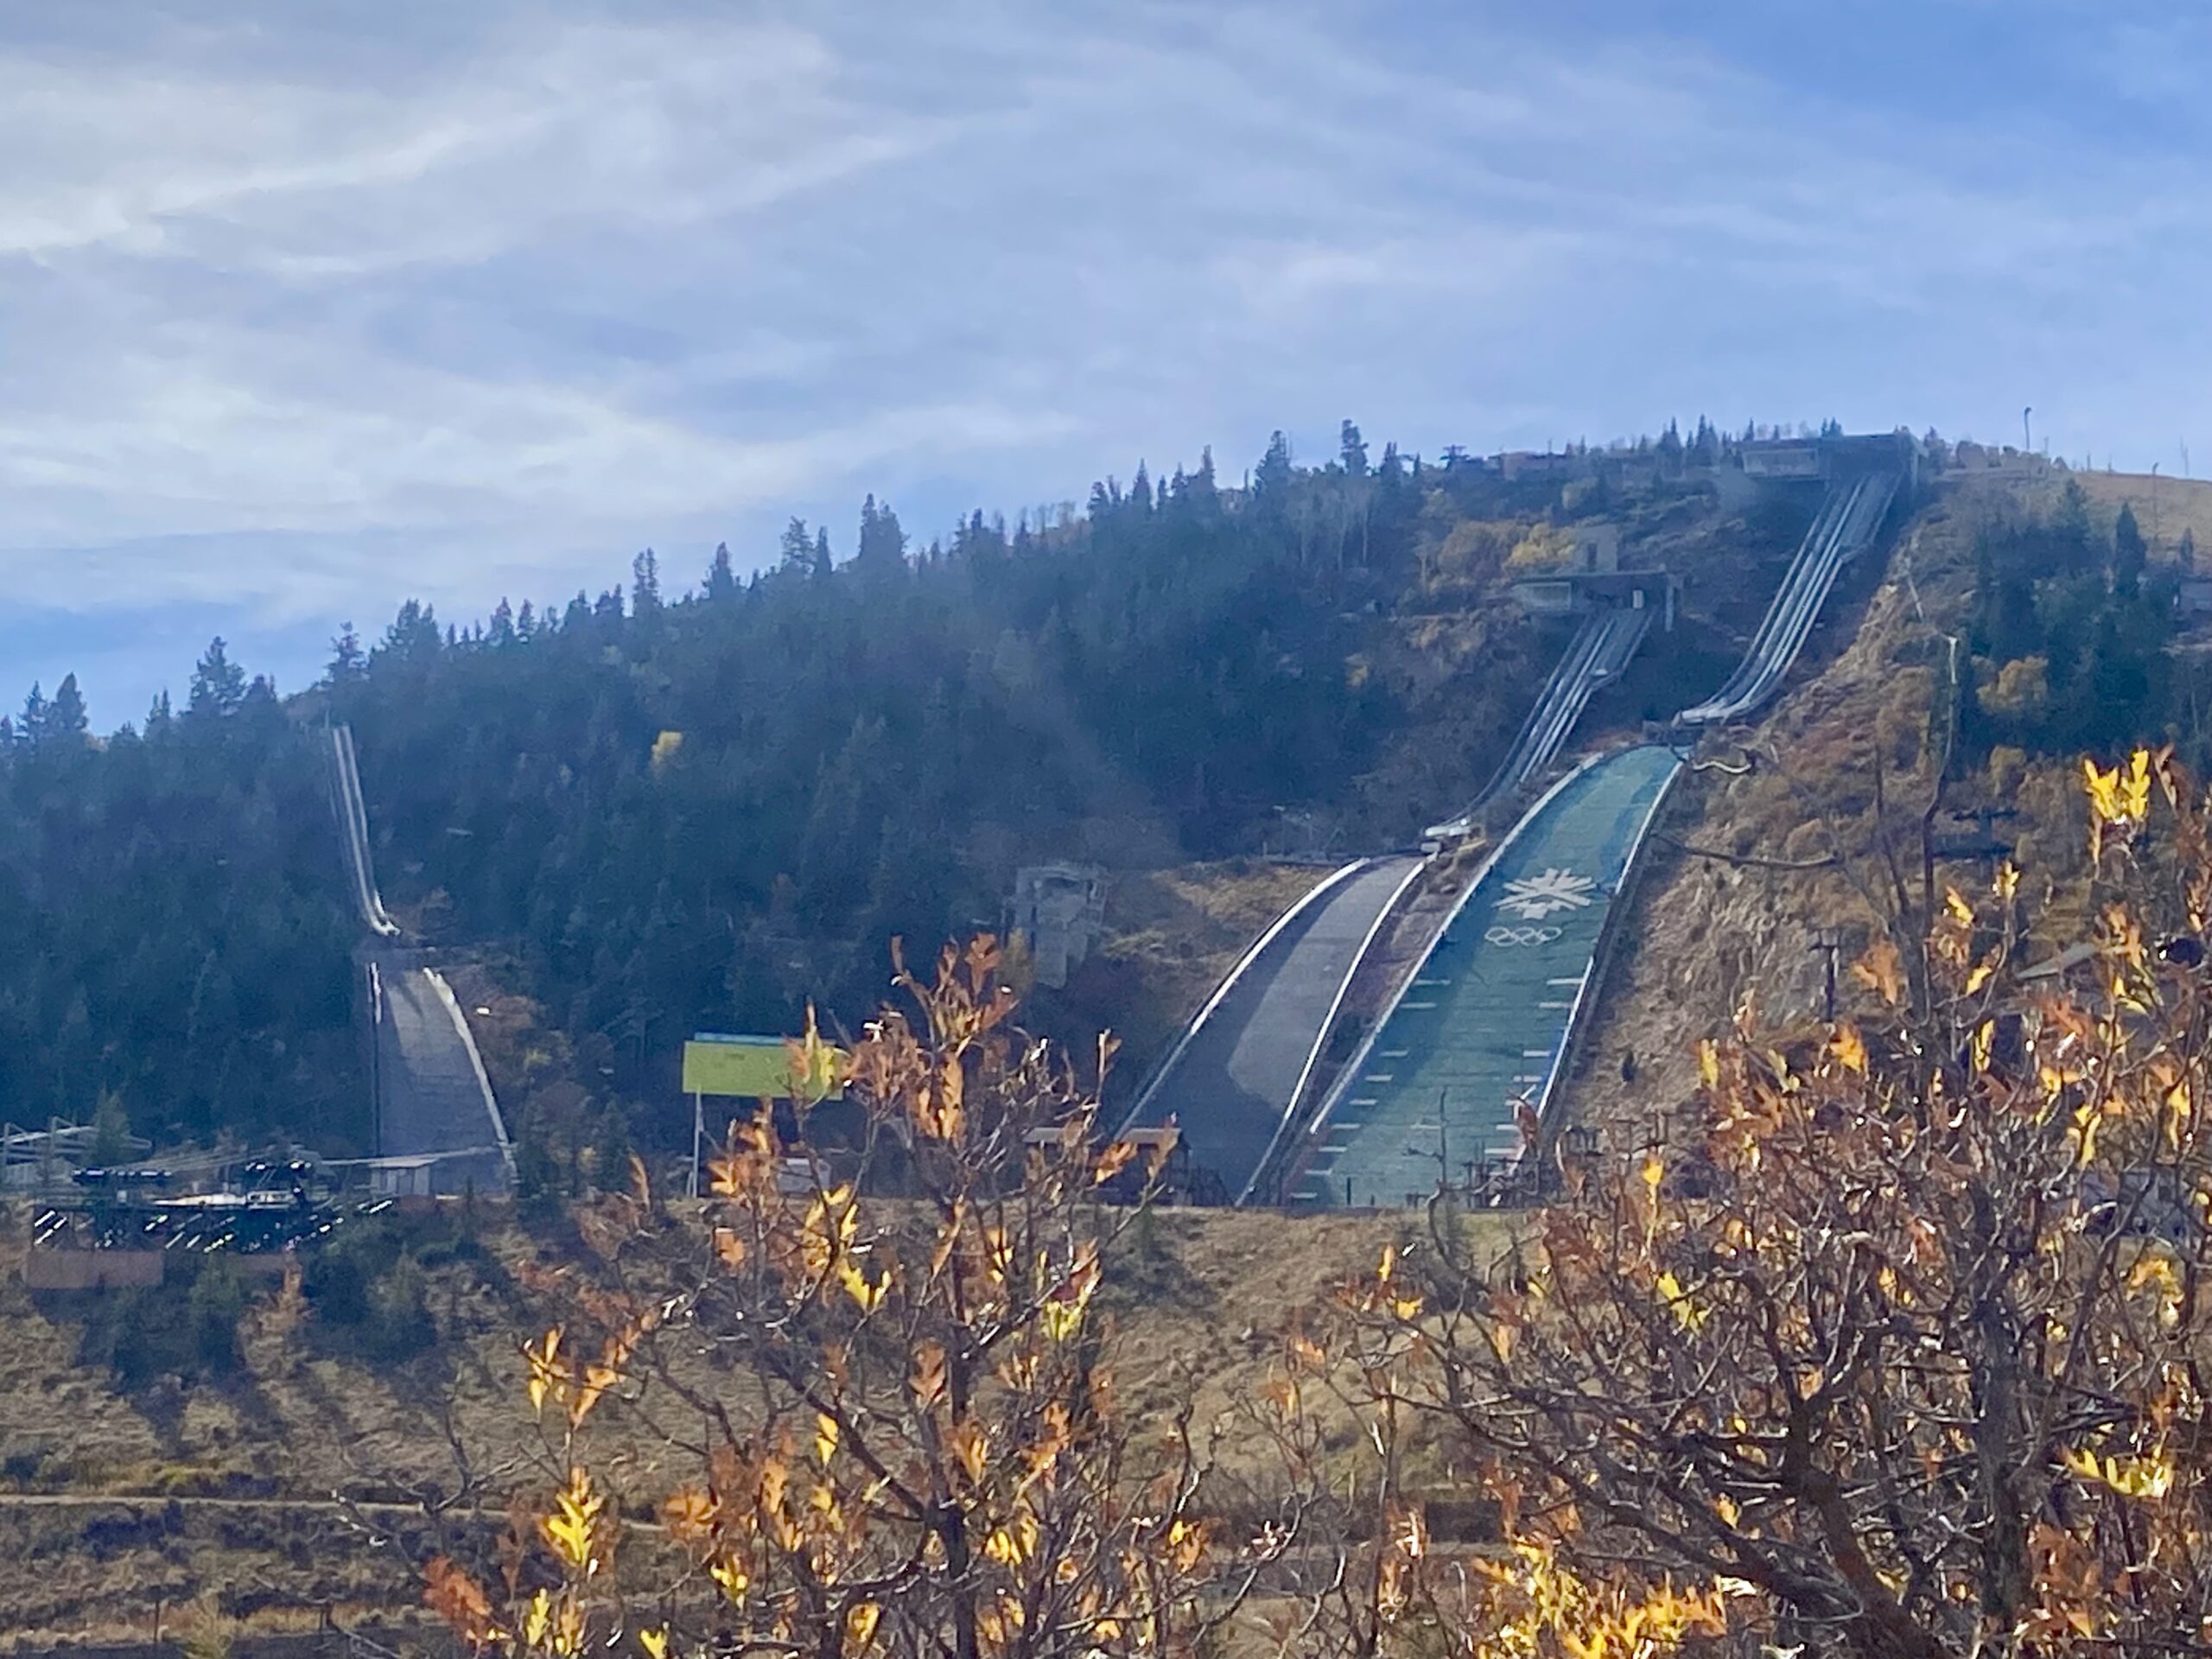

{"left": 2153, "top": 463, "right": 2163, "bottom": 549}
{"left": 1810, "top": 931, "right": 1840, "bottom": 1022}
{"left": 2023, "top": 406, "right": 2033, "bottom": 456}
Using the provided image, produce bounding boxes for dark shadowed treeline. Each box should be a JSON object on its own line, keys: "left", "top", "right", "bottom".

{"left": 1963, "top": 481, "right": 2190, "bottom": 762}
{"left": 0, "top": 644, "right": 363, "bottom": 1147}
{"left": 0, "top": 421, "right": 1829, "bottom": 1150}
{"left": 334, "top": 435, "right": 1431, "bottom": 1102}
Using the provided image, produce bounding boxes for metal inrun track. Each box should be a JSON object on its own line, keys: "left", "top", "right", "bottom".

{"left": 1676, "top": 469, "right": 1898, "bottom": 727}
{"left": 1427, "top": 602, "right": 1653, "bottom": 838}
{"left": 327, "top": 724, "right": 515, "bottom": 1194}
{"left": 1093, "top": 459, "right": 1904, "bottom": 1208}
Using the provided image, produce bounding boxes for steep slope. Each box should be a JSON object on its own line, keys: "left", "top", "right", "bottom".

{"left": 1119, "top": 855, "right": 1421, "bottom": 1202}
{"left": 1555, "top": 467, "right": 2177, "bottom": 1146}
{"left": 333, "top": 725, "right": 515, "bottom": 1194}
{"left": 1298, "top": 747, "right": 1680, "bottom": 1208}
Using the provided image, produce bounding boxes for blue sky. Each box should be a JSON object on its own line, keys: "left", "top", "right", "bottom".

{"left": 4, "top": 0, "right": 2208, "bottom": 724}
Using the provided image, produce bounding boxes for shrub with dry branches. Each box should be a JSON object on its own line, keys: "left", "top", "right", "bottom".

{"left": 427, "top": 938, "right": 1301, "bottom": 1659}
{"left": 1324, "top": 751, "right": 2212, "bottom": 1658}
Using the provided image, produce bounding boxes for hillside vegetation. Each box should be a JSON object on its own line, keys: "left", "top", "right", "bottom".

{"left": 15, "top": 427, "right": 2177, "bottom": 1169}
{"left": 3, "top": 422, "right": 1789, "bottom": 1155}
{"left": 1567, "top": 466, "right": 2212, "bottom": 1141}
{"left": 0, "top": 660, "right": 362, "bottom": 1149}
{"left": 0, "top": 1197, "right": 1407, "bottom": 1646}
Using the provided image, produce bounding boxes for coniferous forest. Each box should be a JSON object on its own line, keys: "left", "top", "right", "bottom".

{"left": 3, "top": 431, "right": 1465, "bottom": 1151}
{"left": 4, "top": 428, "right": 2192, "bottom": 1157}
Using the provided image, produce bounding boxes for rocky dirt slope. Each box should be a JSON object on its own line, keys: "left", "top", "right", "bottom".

{"left": 1558, "top": 470, "right": 2165, "bottom": 1147}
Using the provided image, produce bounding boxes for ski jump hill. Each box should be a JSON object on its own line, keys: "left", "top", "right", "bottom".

{"left": 328, "top": 724, "right": 515, "bottom": 1196}
{"left": 1122, "top": 431, "right": 1913, "bottom": 1207}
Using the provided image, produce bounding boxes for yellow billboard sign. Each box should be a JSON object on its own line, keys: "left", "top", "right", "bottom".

{"left": 682, "top": 1037, "right": 798, "bottom": 1099}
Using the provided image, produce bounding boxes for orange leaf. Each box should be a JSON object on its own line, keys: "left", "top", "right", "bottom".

{"left": 1853, "top": 938, "right": 1905, "bottom": 1007}
{"left": 662, "top": 1486, "right": 718, "bottom": 1542}
{"left": 911, "top": 1340, "right": 949, "bottom": 1408}
{"left": 1091, "top": 1139, "right": 1139, "bottom": 1186}
{"left": 1830, "top": 1025, "right": 1867, "bottom": 1075}
{"left": 423, "top": 1556, "right": 502, "bottom": 1645}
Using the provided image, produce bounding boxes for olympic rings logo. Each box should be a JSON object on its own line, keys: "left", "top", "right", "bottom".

{"left": 1484, "top": 925, "right": 1563, "bottom": 948}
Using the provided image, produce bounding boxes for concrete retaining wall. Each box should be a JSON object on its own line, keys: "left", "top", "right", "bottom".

{"left": 22, "top": 1249, "right": 165, "bottom": 1290}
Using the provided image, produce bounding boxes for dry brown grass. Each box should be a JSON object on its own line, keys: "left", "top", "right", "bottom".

{"left": 1574, "top": 473, "right": 2035, "bottom": 1141}
{"left": 2058, "top": 468, "right": 2212, "bottom": 563}
{"left": 1564, "top": 472, "right": 2102, "bottom": 1145}
{"left": 0, "top": 1194, "right": 1451, "bottom": 1644}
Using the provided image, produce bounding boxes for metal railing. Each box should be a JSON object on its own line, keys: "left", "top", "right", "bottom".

{"left": 1427, "top": 601, "right": 1653, "bottom": 839}
{"left": 1676, "top": 470, "right": 1898, "bottom": 727}
{"left": 328, "top": 724, "right": 400, "bottom": 938}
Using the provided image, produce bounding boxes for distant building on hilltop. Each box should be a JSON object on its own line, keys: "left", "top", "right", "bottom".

{"left": 1740, "top": 439, "right": 1824, "bottom": 480}
{"left": 1575, "top": 523, "right": 1622, "bottom": 574}
{"left": 1497, "top": 450, "right": 1585, "bottom": 483}
{"left": 1741, "top": 429, "right": 1923, "bottom": 491}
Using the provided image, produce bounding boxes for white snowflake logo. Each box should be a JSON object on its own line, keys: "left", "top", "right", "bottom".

{"left": 1496, "top": 868, "right": 1598, "bottom": 921}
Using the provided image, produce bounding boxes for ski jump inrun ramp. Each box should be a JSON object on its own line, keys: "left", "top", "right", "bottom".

{"left": 328, "top": 726, "right": 515, "bottom": 1196}
{"left": 1128, "top": 462, "right": 1900, "bottom": 1206}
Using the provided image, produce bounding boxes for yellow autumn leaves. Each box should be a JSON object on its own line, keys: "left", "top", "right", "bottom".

{"left": 541, "top": 1465, "right": 609, "bottom": 1576}
{"left": 1469, "top": 1538, "right": 1742, "bottom": 1659}
{"left": 2085, "top": 749, "right": 2158, "bottom": 865}
{"left": 1653, "top": 1270, "right": 1708, "bottom": 1333}
{"left": 525, "top": 1318, "right": 653, "bottom": 1431}
{"left": 2063, "top": 1444, "right": 2175, "bottom": 1502}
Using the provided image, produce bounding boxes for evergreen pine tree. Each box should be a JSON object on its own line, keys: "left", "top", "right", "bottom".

{"left": 2114, "top": 502, "right": 2147, "bottom": 597}
{"left": 188, "top": 638, "right": 248, "bottom": 719}
{"left": 1339, "top": 420, "right": 1369, "bottom": 477}
{"left": 632, "top": 550, "right": 663, "bottom": 613}
{"left": 327, "top": 622, "right": 365, "bottom": 685}
{"left": 1254, "top": 430, "right": 1294, "bottom": 504}
{"left": 17, "top": 683, "right": 46, "bottom": 750}
{"left": 46, "top": 674, "right": 89, "bottom": 750}
{"left": 779, "top": 518, "right": 816, "bottom": 575}
{"left": 704, "top": 543, "right": 739, "bottom": 601}
{"left": 1192, "top": 445, "right": 1218, "bottom": 505}
{"left": 855, "top": 495, "right": 908, "bottom": 582}
{"left": 378, "top": 602, "right": 442, "bottom": 668}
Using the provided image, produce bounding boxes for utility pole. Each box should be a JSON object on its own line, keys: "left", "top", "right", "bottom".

{"left": 1810, "top": 931, "right": 1840, "bottom": 1022}
{"left": 1439, "top": 1099, "right": 1447, "bottom": 1196}
{"left": 1407, "top": 1090, "right": 1452, "bottom": 1199}
{"left": 2153, "top": 463, "right": 2163, "bottom": 548}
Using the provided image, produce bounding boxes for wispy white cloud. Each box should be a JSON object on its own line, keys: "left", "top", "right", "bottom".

{"left": 3, "top": 0, "right": 2210, "bottom": 718}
